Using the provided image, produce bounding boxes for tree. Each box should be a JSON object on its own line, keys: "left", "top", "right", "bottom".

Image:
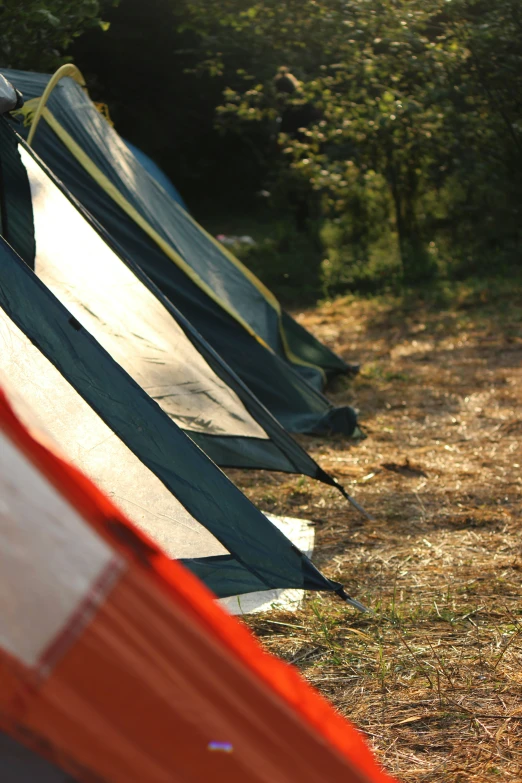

{"left": 0, "top": 0, "right": 114, "bottom": 72}
{"left": 181, "top": 0, "right": 459, "bottom": 279}
{"left": 181, "top": 0, "right": 522, "bottom": 283}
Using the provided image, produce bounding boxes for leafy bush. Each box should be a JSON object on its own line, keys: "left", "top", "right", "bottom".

{"left": 6, "top": 0, "right": 521, "bottom": 301}
{"left": 0, "top": 1, "right": 114, "bottom": 71}
{"left": 179, "top": 0, "right": 522, "bottom": 292}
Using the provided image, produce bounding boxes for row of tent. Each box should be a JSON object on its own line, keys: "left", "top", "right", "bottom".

{"left": 0, "top": 70, "right": 394, "bottom": 780}
{"left": 0, "top": 66, "right": 370, "bottom": 603}
{"left": 7, "top": 64, "right": 361, "bottom": 437}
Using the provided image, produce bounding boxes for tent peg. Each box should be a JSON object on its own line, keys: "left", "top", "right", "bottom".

{"left": 335, "top": 587, "right": 370, "bottom": 614}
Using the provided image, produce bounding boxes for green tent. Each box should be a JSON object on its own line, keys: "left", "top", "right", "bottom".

{"left": 0, "top": 114, "right": 367, "bottom": 518}
{"left": 4, "top": 67, "right": 360, "bottom": 437}
{"left": 0, "top": 230, "right": 368, "bottom": 607}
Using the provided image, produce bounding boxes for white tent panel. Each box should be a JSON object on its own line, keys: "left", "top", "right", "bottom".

{"left": 22, "top": 146, "right": 267, "bottom": 440}
{"left": 0, "top": 312, "right": 227, "bottom": 560}
{"left": 220, "top": 515, "right": 315, "bottom": 615}
{"left": 0, "top": 429, "right": 120, "bottom": 670}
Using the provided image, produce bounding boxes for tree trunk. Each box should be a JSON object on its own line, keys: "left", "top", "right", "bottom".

{"left": 387, "top": 151, "right": 431, "bottom": 282}
{"left": 387, "top": 157, "right": 409, "bottom": 270}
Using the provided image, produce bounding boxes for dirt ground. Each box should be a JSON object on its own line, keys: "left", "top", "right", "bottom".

{"left": 229, "top": 281, "right": 522, "bottom": 782}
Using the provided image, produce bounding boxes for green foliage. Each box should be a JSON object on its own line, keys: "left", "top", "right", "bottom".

{"left": 178, "top": 0, "right": 522, "bottom": 292}
{"left": 6, "top": 0, "right": 519, "bottom": 300}
{"left": 0, "top": 0, "right": 115, "bottom": 71}
{"left": 70, "top": 0, "right": 274, "bottom": 215}
{"left": 235, "top": 225, "right": 324, "bottom": 304}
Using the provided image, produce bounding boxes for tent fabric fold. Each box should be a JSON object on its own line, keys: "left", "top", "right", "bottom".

{"left": 3, "top": 67, "right": 359, "bottom": 436}
{"left": 0, "top": 384, "right": 396, "bottom": 783}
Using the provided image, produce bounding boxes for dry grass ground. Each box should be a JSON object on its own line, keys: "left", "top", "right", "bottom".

{"left": 228, "top": 279, "right": 522, "bottom": 782}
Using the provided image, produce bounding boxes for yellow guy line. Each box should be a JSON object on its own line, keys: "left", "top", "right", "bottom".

{"left": 26, "top": 64, "right": 86, "bottom": 147}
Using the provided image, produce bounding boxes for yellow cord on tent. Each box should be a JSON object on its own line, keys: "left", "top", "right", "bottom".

{"left": 26, "top": 64, "right": 86, "bottom": 147}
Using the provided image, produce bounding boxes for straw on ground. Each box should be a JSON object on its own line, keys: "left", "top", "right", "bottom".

{"left": 230, "top": 280, "right": 522, "bottom": 783}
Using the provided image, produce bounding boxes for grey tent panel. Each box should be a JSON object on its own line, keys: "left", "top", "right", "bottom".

{"left": 0, "top": 731, "right": 78, "bottom": 782}
{"left": 22, "top": 146, "right": 267, "bottom": 442}
{"left": 0, "top": 311, "right": 226, "bottom": 560}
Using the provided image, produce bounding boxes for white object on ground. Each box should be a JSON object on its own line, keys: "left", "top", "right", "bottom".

{"left": 219, "top": 514, "right": 315, "bottom": 615}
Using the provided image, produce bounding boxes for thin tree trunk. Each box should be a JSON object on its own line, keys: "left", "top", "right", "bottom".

{"left": 387, "top": 156, "right": 408, "bottom": 271}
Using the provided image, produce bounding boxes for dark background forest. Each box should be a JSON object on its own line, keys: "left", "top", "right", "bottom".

{"left": 1, "top": 0, "right": 521, "bottom": 303}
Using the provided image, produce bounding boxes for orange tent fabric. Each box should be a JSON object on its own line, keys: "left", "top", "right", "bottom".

{"left": 0, "top": 385, "right": 397, "bottom": 783}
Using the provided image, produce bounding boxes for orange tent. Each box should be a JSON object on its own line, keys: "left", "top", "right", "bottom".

{"left": 0, "top": 384, "right": 397, "bottom": 783}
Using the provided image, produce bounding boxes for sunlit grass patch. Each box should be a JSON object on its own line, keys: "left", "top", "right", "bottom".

{"left": 229, "top": 280, "right": 522, "bottom": 783}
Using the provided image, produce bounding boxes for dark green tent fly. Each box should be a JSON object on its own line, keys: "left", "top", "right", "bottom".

{"left": 0, "top": 228, "right": 361, "bottom": 601}
{"left": 2, "top": 68, "right": 361, "bottom": 440}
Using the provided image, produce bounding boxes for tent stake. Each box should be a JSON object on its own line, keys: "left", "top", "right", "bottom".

{"left": 335, "top": 587, "right": 370, "bottom": 613}
{"left": 333, "top": 479, "right": 376, "bottom": 522}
